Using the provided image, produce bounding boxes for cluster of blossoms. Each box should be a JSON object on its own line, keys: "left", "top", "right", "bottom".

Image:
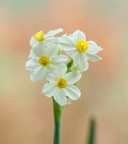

{"left": 26, "top": 28, "right": 102, "bottom": 106}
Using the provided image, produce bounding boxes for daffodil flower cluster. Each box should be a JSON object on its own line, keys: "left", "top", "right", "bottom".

{"left": 26, "top": 28, "right": 102, "bottom": 106}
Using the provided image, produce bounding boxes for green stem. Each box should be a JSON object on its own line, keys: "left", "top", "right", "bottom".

{"left": 53, "top": 97, "right": 64, "bottom": 144}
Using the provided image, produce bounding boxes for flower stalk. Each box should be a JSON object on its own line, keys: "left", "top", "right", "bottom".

{"left": 53, "top": 97, "right": 64, "bottom": 144}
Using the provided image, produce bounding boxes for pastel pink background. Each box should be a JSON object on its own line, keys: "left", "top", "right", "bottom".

{"left": 0, "top": 0, "right": 128, "bottom": 144}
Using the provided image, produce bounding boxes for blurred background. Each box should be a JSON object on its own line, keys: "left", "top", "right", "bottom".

{"left": 0, "top": 0, "right": 128, "bottom": 143}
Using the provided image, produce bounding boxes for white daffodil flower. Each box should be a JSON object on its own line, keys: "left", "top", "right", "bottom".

{"left": 30, "top": 28, "right": 63, "bottom": 48}
{"left": 26, "top": 46, "right": 69, "bottom": 82}
{"left": 58, "top": 30, "right": 102, "bottom": 71}
{"left": 29, "top": 28, "right": 63, "bottom": 58}
{"left": 42, "top": 64, "right": 81, "bottom": 106}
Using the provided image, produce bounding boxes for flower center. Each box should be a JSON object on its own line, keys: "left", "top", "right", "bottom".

{"left": 33, "top": 31, "right": 44, "bottom": 41}
{"left": 77, "top": 40, "right": 88, "bottom": 53}
{"left": 57, "top": 78, "right": 67, "bottom": 89}
{"left": 39, "top": 56, "right": 50, "bottom": 67}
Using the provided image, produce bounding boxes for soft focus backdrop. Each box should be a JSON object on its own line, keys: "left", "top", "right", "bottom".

{"left": 0, "top": 0, "right": 128, "bottom": 144}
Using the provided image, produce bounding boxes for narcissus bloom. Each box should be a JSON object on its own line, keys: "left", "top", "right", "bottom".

{"left": 42, "top": 64, "right": 81, "bottom": 106}
{"left": 30, "top": 28, "right": 63, "bottom": 48}
{"left": 58, "top": 30, "right": 102, "bottom": 72}
{"left": 26, "top": 46, "right": 69, "bottom": 82}
{"left": 29, "top": 28, "right": 63, "bottom": 58}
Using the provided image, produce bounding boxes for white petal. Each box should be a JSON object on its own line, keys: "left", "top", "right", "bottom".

{"left": 70, "top": 30, "right": 86, "bottom": 43}
{"left": 74, "top": 52, "right": 89, "bottom": 71}
{"left": 29, "top": 49, "right": 37, "bottom": 59}
{"left": 25, "top": 59, "right": 40, "bottom": 72}
{"left": 31, "top": 44, "right": 46, "bottom": 57}
{"left": 55, "top": 64, "right": 67, "bottom": 76}
{"left": 42, "top": 83, "right": 57, "bottom": 97}
{"left": 45, "top": 28, "right": 63, "bottom": 38}
{"left": 54, "top": 89, "right": 67, "bottom": 106}
{"left": 30, "top": 68, "right": 46, "bottom": 82}
{"left": 86, "top": 41, "right": 103, "bottom": 54}
{"left": 86, "top": 53, "right": 101, "bottom": 62}
{"left": 51, "top": 55, "right": 69, "bottom": 64}
{"left": 45, "top": 45, "right": 59, "bottom": 59}
{"left": 45, "top": 66, "right": 57, "bottom": 76}
{"left": 63, "top": 72, "right": 81, "bottom": 85}
{"left": 30, "top": 37, "right": 38, "bottom": 47}
{"left": 43, "top": 38, "right": 57, "bottom": 46}
{"left": 46, "top": 64, "right": 67, "bottom": 82}
{"left": 65, "top": 50, "right": 77, "bottom": 58}
{"left": 58, "top": 36, "right": 76, "bottom": 51}
{"left": 64, "top": 85, "right": 81, "bottom": 100}
{"left": 47, "top": 73, "right": 59, "bottom": 83}
{"left": 31, "top": 44, "right": 58, "bottom": 59}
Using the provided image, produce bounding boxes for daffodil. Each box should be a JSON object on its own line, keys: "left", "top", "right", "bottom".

{"left": 30, "top": 28, "right": 63, "bottom": 48}
{"left": 29, "top": 28, "right": 63, "bottom": 58}
{"left": 26, "top": 46, "right": 69, "bottom": 82}
{"left": 42, "top": 64, "right": 81, "bottom": 106}
{"left": 58, "top": 30, "right": 102, "bottom": 71}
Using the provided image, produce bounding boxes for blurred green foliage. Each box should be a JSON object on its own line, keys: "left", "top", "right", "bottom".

{"left": 87, "top": 118, "right": 96, "bottom": 144}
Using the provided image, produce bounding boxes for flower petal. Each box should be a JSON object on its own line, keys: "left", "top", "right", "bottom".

{"left": 51, "top": 55, "right": 69, "bottom": 64}
{"left": 29, "top": 49, "right": 37, "bottom": 59}
{"left": 47, "top": 73, "right": 59, "bottom": 83}
{"left": 70, "top": 30, "right": 86, "bottom": 43}
{"left": 55, "top": 63, "right": 67, "bottom": 76}
{"left": 45, "top": 28, "right": 63, "bottom": 38}
{"left": 42, "top": 83, "right": 57, "bottom": 97}
{"left": 43, "top": 38, "right": 57, "bottom": 46}
{"left": 25, "top": 59, "right": 40, "bottom": 72}
{"left": 46, "top": 63, "right": 67, "bottom": 83}
{"left": 86, "top": 53, "right": 101, "bottom": 62}
{"left": 58, "top": 36, "right": 76, "bottom": 51}
{"left": 63, "top": 72, "right": 81, "bottom": 85}
{"left": 30, "top": 68, "right": 46, "bottom": 82}
{"left": 65, "top": 50, "right": 77, "bottom": 58}
{"left": 45, "top": 45, "right": 59, "bottom": 59}
{"left": 31, "top": 44, "right": 58, "bottom": 59}
{"left": 30, "top": 37, "right": 38, "bottom": 47}
{"left": 86, "top": 41, "right": 103, "bottom": 55}
{"left": 30, "top": 44, "right": 47, "bottom": 58}
{"left": 54, "top": 89, "right": 67, "bottom": 106}
{"left": 74, "top": 52, "right": 89, "bottom": 71}
{"left": 64, "top": 85, "right": 81, "bottom": 100}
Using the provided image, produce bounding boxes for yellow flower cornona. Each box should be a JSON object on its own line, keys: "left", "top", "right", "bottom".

{"left": 34, "top": 31, "right": 44, "bottom": 41}
{"left": 57, "top": 78, "right": 67, "bottom": 89}
{"left": 77, "top": 40, "right": 89, "bottom": 53}
{"left": 39, "top": 56, "right": 50, "bottom": 67}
